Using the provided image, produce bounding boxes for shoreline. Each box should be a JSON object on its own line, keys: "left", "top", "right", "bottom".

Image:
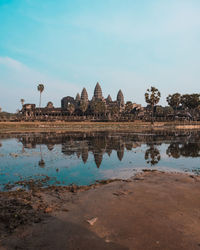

{"left": 1, "top": 121, "right": 200, "bottom": 134}
{"left": 1, "top": 170, "right": 200, "bottom": 249}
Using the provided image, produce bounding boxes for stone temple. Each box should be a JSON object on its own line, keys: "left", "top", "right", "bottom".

{"left": 21, "top": 82, "right": 141, "bottom": 120}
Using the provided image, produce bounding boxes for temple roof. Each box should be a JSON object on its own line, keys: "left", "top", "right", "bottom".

{"left": 81, "top": 88, "right": 88, "bottom": 101}
{"left": 93, "top": 82, "right": 103, "bottom": 99}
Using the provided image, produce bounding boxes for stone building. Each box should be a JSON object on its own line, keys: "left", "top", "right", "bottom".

{"left": 21, "top": 82, "right": 142, "bottom": 120}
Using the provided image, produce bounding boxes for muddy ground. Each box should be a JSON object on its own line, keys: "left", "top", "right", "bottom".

{"left": 1, "top": 171, "right": 200, "bottom": 250}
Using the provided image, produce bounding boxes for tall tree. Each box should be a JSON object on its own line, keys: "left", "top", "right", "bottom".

{"left": 145, "top": 86, "right": 161, "bottom": 123}
{"left": 166, "top": 93, "right": 181, "bottom": 110}
{"left": 181, "top": 94, "right": 200, "bottom": 110}
{"left": 181, "top": 94, "right": 200, "bottom": 119}
{"left": 37, "top": 84, "right": 44, "bottom": 107}
{"left": 20, "top": 98, "right": 25, "bottom": 108}
{"left": 166, "top": 93, "right": 181, "bottom": 119}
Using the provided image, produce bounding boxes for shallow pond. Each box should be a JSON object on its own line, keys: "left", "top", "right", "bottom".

{"left": 0, "top": 131, "right": 200, "bottom": 190}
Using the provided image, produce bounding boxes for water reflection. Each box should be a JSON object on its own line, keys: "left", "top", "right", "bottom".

{"left": 38, "top": 145, "right": 45, "bottom": 167}
{"left": 145, "top": 145, "right": 161, "bottom": 166}
{"left": 14, "top": 130, "right": 200, "bottom": 168}
{"left": 1, "top": 130, "right": 200, "bottom": 189}
{"left": 167, "top": 142, "right": 200, "bottom": 158}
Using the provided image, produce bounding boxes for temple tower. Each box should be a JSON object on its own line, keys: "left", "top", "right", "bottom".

{"left": 75, "top": 93, "right": 81, "bottom": 102}
{"left": 93, "top": 82, "right": 103, "bottom": 100}
{"left": 106, "top": 94, "right": 112, "bottom": 103}
{"left": 117, "top": 89, "right": 125, "bottom": 106}
{"left": 81, "top": 88, "right": 88, "bottom": 102}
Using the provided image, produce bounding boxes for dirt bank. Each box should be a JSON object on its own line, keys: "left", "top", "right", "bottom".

{"left": 1, "top": 171, "right": 200, "bottom": 250}
{"left": 1, "top": 121, "right": 200, "bottom": 134}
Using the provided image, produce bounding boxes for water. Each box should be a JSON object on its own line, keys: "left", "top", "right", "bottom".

{"left": 0, "top": 131, "right": 200, "bottom": 190}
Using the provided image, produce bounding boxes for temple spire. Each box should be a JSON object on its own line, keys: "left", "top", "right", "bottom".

{"left": 81, "top": 88, "right": 88, "bottom": 102}
{"left": 93, "top": 82, "right": 103, "bottom": 99}
{"left": 106, "top": 94, "right": 112, "bottom": 102}
{"left": 117, "top": 89, "right": 125, "bottom": 106}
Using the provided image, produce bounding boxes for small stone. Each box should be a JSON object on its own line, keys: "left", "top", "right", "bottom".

{"left": 87, "top": 217, "right": 98, "bottom": 226}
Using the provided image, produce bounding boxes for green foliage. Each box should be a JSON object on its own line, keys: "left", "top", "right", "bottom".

{"left": 164, "top": 106, "right": 174, "bottom": 115}
{"left": 155, "top": 106, "right": 174, "bottom": 116}
{"left": 37, "top": 84, "right": 44, "bottom": 107}
{"left": 181, "top": 94, "right": 200, "bottom": 109}
{"left": 166, "top": 93, "right": 181, "bottom": 109}
{"left": 145, "top": 87, "right": 161, "bottom": 107}
{"left": 37, "top": 84, "right": 44, "bottom": 93}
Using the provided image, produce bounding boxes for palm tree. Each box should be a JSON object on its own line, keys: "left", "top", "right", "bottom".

{"left": 38, "top": 145, "right": 45, "bottom": 167}
{"left": 37, "top": 84, "right": 44, "bottom": 107}
{"left": 166, "top": 93, "right": 181, "bottom": 119}
{"left": 145, "top": 86, "right": 161, "bottom": 124}
{"left": 20, "top": 99, "right": 25, "bottom": 108}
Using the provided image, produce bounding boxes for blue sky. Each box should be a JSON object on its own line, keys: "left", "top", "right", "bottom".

{"left": 0, "top": 0, "right": 200, "bottom": 112}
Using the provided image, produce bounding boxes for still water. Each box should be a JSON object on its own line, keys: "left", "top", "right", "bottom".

{"left": 0, "top": 131, "right": 200, "bottom": 190}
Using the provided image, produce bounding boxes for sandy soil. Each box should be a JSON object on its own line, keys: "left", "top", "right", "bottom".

{"left": 1, "top": 171, "right": 200, "bottom": 250}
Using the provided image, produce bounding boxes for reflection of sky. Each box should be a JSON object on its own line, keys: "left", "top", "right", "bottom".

{"left": 0, "top": 138, "right": 200, "bottom": 190}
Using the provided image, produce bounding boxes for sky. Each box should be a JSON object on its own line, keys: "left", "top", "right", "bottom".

{"left": 0, "top": 0, "right": 200, "bottom": 112}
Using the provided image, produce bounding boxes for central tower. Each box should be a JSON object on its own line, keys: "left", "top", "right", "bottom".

{"left": 93, "top": 82, "right": 103, "bottom": 100}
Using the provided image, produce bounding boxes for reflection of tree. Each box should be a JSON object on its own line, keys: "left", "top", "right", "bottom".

{"left": 47, "top": 144, "right": 54, "bottom": 151}
{"left": 125, "top": 141, "right": 133, "bottom": 151}
{"left": 18, "top": 131, "right": 200, "bottom": 170}
{"left": 145, "top": 145, "right": 161, "bottom": 166}
{"left": 166, "top": 143, "right": 181, "bottom": 158}
{"left": 167, "top": 142, "right": 200, "bottom": 158}
{"left": 38, "top": 145, "right": 45, "bottom": 168}
{"left": 180, "top": 143, "right": 200, "bottom": 157}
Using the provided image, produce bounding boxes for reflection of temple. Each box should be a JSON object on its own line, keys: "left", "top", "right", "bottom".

{"left": 18, "top": 130, "right": 200, "bottom": 168}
